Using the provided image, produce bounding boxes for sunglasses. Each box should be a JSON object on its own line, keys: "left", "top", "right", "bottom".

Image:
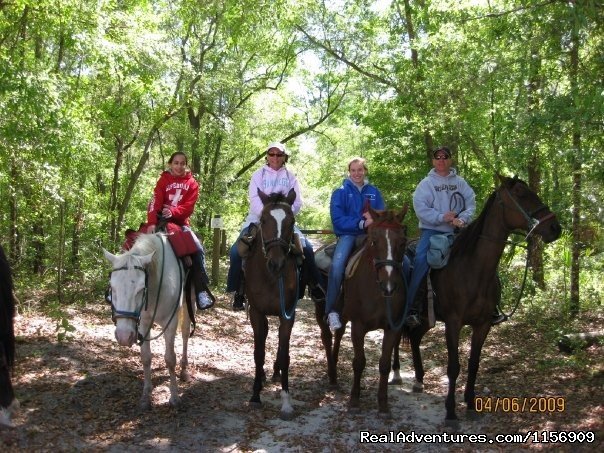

{"left": 267, "top": 152, "right": 285, "bottom": 157}
{"left": 433, "top": 155, "right": 450, "bottom": 160}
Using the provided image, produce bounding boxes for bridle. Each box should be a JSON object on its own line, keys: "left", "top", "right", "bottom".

{"left": 367, "top": 221, "right": 408, "bottom": 330}
{"left": 108, "top": 237, "right": 182, "bottom": 344}
{"left": 259, "top": 202, "right": 294, "bottom": 257}
{"left": 257, "top": 202, "right": 299, "bottom": 320}
{"left": 499, "top": 185, "right": 557, "bottom": 239}
{"left": 109, "top": 265, "right": 149, "bottom": 322}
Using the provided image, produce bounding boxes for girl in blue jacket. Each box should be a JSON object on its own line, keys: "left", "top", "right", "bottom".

{"left": 326, "top": 157, "right": 385, "bottom": 331}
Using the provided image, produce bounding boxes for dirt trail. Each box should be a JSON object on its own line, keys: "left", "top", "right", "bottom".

{"left": 1, "top": 296, "right": 602, "bottom": 452}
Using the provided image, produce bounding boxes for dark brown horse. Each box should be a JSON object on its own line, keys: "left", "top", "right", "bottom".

{"left": 245, "top": 188, "right": 299, "bottom": 420}
{"left": 0, "top": 244, "right": 19, "bottom": 427}
{"left": 316, "top": 207, "right": 409, "bottom": 417}
{"left": 391, "top": 176, "right": 562, "bottom": 427}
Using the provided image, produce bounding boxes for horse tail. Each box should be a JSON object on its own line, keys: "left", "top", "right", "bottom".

{"left": 0, "top": 244, "right": 16, "bottom": 368}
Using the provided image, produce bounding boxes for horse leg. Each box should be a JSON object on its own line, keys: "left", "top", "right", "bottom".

{"left": 332, "top": 320, "right": 346, "bottom": 385}
{"left": 349, "top": 323, "right": 366, "bottom": 412}
{"left": 389, "top": 336, "right": 403, "bottom": 385}
{"left": 249, "top": 309, "right": 267, "bottom": 408}
{"left": 164, "top": 323, "right": 180, "bottom": 407}
{"left": 444, "top": 321, "right": 462, "bottom": 428}
{"left": 410, "top": 324, "right": 429, "bottom": 392}
{"left": 277, "top": 318, "right": 295, "bottom": 420}
{"left": 180, "top": 306, "right": 192, "bottom": 382}
{"left": 377, "top": 329, "right": 400, "bottom": 418}
{"left": 314, "top": 300, "right": 337, "bottom": 387}
{"left": 140, "top": 340, "right": 153, "bottom": 410}
{"left": 464, "top": 322, "right": 491, "bottom": 420}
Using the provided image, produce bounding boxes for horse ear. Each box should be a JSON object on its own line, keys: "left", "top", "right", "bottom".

{"left": 286, "top": 188, "right": 296, "bottom": 206}
{"left": 257, "top": 189, "right": 268, "bottom": 204}
{"left": 139, "top": 252, "right": 155, "bottom": 266}
{"left": 103, "top": 248, "right": 118, "bottom": 264}
{"left": 400, "top": 203, "right": 409, "bottom": 221}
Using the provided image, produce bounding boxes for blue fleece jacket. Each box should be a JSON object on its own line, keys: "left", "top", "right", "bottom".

{"left": 330, "top": 178, "right": 386, "bottom": 236}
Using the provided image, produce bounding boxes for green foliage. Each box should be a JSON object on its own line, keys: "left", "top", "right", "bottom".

{"left": 0, "top": 0, "right": 601, "bottom": 326}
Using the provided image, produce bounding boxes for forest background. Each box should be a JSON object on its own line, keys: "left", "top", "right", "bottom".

{"left": 0, "top": 0, "right": 602, "bottom": 339}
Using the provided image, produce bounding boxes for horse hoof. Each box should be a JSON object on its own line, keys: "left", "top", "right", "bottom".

{"left": 249, "top": 401, "right": 263, "bottom": 410}
{"left": 412, "top": 382, "right": 424, "bottom": 393}
{"left": 280, "top": 410, "right": 295, "bottom": 421}
{"left": 388, "top": 377, "right": 403, "bottom": 386}
{"left": 169, "top": 396, "right": 181, "bottom": 408}
{"left": 180, "top": 370, "right": 191, "bottom": 382}
{"left": 348, "top": 405, "right": 361, "bottom": 414}
{"left": 445, "top": 418, "right": 461, "bottom": 430}
{"left": 139, "top": 399, "right": 152, "bottom": 411}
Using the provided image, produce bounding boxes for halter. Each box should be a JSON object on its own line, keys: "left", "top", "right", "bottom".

{"left": 258, "top": 202, "right": 299, "bottom": 320}
{"left": 109, "top": 236, "right": 182, "bottom": 345}
{"left": 499, "top": 186, "right": 557, "bottom": 240}
{"left": 259, "top": 202, "right": 294, "bottom": 257}
{"left": 367, "top": 222, "right": 408, "bottom": 330}
{"left": 109, "top": 265, "right": 149, "bottom": 321}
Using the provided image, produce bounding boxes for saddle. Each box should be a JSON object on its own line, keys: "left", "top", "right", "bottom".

{"left": 314, "top": 235, "right": 367, "bottom": 279}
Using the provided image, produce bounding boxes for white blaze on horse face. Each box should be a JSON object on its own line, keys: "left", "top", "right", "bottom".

{"left": 384, "top": 230, "right": 394, "bottom": 291}
{"left": 270, "top": 208, "right": 287, "bottom": 238}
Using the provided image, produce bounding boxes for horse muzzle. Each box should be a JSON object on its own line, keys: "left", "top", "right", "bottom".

{"left": 115, "top": 319, "right": 138, "bottom": 347}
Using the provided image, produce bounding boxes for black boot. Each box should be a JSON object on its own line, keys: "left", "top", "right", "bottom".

{"left": 492, "top": 309, "right": 507, "bottom": 325}
{"left": 405, "top": 280, "right": 426, "bottom": 328}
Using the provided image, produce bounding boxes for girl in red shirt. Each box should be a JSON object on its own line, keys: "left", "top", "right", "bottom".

{"left": 147, "top": 152, "right": 213, "bottom": 310}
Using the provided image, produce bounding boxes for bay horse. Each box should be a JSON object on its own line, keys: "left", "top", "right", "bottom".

{"left": 0, "top": 244, "right": 19, "bottom": 427}
{"left": 245, "top": 188, "right": 299, "bottom": 420}
{"left": 391, "top": 176, "right": 562, "bottom": 427}
{"left": 103, "top": 233, "right": 194, "bottom": 409}
{"left": 316, "top": 207, "right": 409, "bottom": 416}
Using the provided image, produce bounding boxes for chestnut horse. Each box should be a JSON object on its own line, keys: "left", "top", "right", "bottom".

{"left": 245, "top": 189, "right": 299, "bottom": 420}
{"left": 391, "top": 176, "right": 562, "bottom": 427}
{"left": 316, "top": 207, "right": 409, "bottom": 417}
{"left": 0, "top": 244, "right": 19, "bottom": 427}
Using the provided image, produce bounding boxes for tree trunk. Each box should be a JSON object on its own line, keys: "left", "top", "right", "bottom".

{"left": 568, "top": 1, "right": 581, "bottom": 316}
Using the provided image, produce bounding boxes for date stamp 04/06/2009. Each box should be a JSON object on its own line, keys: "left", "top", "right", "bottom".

{"left": 473, "top": 396, "right": 566, "bottom": 413}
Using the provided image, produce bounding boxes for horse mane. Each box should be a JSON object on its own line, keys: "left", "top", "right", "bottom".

{"left": 449, "top": 189, "right": 497, "bottom": 260}
{"left": 121, "top": 234, "right": 162, "bottom": 272}
{"left": 449, "top": 176, "right": 527, "bottom": 260}
{"left": 0, "top": 244, "right": 16, "bottom": 368}
{"left": 263, "top": 192, "right": 291, "bottom": 206}
{"left": 373, "top": 209, "right": 402, "bottom": 227}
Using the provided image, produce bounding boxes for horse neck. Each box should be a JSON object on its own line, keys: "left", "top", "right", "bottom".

{"left": 473, "top": 202, "right": 513, "bottom": 275}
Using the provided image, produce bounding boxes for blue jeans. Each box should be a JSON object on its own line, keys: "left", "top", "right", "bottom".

{"left": 226, "top": 225, "right": 320, "bottom": 294}
{"left": 406, "top": 228, "right": 441, "bottom": 310}
{"left": 325, "top": 235, "right": 357, "bottom": 315}
{"left": 182, "top": 225, "right": 209, "bottom": 287}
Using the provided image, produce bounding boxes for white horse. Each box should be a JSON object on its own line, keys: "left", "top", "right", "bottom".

{"left": 103, "top": 233, "right": 193, "bottom": 409}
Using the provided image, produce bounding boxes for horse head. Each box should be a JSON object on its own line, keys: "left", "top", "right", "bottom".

{"left": 257, "top": 188, "right": 296, "bottom": 276}
{"left": 103, "top": 245, "right": 155, "bottom": 347}
{"left": 366, "top": 206, "right": 408, "bottom": 297}
{"left": 497, "top": 175, "right": 562, "bottom": 243}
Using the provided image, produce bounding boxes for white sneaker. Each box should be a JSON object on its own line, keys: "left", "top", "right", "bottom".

{"left": 197, "top": 291, "right": 213, "bottom": 310}
{"left": 327, "top": 312, "right": 342, "bottom": 331}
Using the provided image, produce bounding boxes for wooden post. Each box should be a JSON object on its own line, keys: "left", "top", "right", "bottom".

{"left": 221, "top": 230, "right": 227, "bottom": 255}
{"left": 210, "top": 215, "right": 224, "bottom": 284}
